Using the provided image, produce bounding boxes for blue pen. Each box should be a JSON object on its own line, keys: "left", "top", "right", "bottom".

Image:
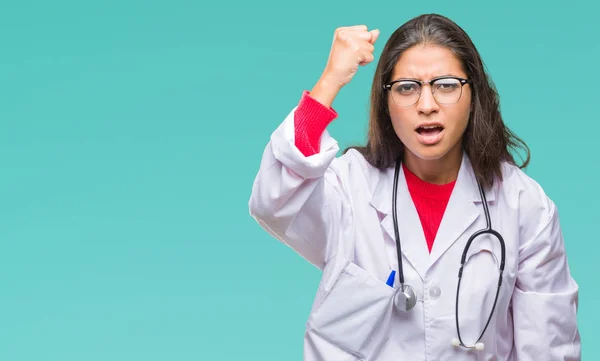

{"left": 386, "top": 270, "right": 396, "bottom": 287}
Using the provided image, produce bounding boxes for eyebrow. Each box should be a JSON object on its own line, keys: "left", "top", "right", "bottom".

{"left": 391, "top": 74, "right": 461, "bottom": 82}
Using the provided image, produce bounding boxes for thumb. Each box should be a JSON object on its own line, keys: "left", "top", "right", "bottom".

{"left": 369, "top": 29, "right": 380, "bottom": 44}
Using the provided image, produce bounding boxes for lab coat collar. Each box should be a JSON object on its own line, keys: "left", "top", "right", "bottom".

{"left": 369, "top": 152, "right": 496, "bottom": 279}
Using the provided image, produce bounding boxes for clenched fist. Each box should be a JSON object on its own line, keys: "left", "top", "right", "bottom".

{"left": 324, "top": 25, "right": 380, "bottom": 87}
{"left": 311, "top": 25, "right": 380, "bottom": 108}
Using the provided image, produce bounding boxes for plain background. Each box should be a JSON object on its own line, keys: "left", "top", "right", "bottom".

{"left": 1, "top": 0, "right": 597, "bottom": 359}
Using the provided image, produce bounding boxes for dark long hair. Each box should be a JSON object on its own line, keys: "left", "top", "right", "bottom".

{"left": 344, "top": 14, "right": 530, "bottom": 189}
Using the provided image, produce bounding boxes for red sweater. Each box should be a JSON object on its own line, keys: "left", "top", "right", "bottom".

{"left": 294, "top": 90, "right": 455, "bottom": 253}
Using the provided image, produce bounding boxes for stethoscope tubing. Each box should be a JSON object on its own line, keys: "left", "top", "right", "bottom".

{"left": 391, "top": 156, "right": 506, "bottom": 350}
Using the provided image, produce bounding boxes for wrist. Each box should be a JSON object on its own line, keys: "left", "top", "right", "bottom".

{"left": 310, "top": 74, "right": 342, "bottom": 108}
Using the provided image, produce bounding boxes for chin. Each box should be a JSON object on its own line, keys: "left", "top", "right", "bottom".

{"left": 406, "top": 144, "right": 454, "bottom": 161}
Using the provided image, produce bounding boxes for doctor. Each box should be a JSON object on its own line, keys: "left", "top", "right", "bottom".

{"left": 248, "top": 13, "right": 580, "bottom": 361}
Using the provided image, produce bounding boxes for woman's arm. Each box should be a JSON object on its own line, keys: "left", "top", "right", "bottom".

{"left": 248, "top": 89, "right": 352, "bottom": 270}
{"left": 511, "top": 190, "right": 581, "bottom": 360}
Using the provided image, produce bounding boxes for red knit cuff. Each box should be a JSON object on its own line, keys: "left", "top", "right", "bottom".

{"left": 294, "top": 90, "right": 338, "bottom": 156}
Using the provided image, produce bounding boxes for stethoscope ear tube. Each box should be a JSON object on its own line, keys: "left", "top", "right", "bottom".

{"left": 392, "top": 158, "right": 418, "bottom": 312}
{"left": 392, "top": 156, "right": 405, "bottom": 286}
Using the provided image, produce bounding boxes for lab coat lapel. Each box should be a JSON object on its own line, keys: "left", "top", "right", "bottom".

{"left": 428, "top": 154, "right": 494, "bottom": 267}
{"left": 370, "top": 165, "right": 430, "bottom": 280}
{"left": 369, "top": 154, "right": 496, "bottom": 279}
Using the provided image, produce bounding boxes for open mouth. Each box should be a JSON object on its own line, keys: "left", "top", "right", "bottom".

{"left": 416, "top": 125, "right": 444, "bottom": 136}
{"left": 415, "top": 125, "right": 445, "bottom": 145}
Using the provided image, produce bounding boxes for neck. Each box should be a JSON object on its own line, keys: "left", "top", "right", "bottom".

{"left": 403, "top": 147, "right": 463, "bottom": 185}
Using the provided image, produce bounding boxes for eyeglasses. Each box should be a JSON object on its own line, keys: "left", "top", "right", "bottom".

{"left": 383, "top": 76, "right": 471, "bottom": 107}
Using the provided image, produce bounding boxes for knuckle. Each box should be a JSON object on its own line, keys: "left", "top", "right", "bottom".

{"left": 362, "top": 52, "right": 374, "bottom": 62}
{"left": 336, "top": 29, "right": 348, "bottom": 41}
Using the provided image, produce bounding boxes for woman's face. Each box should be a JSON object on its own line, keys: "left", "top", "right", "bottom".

{"left": 387, "top": 44, "right": 472, "bottom": 163}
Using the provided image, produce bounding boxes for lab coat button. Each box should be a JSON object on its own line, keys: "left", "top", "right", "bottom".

{"left": 429, "top": 285, "right": 441, "bottom": 299}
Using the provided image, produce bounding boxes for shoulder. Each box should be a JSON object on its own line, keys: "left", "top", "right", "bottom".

{"left": 329, "top": 147, "right": 388, "bottom": 195}
{"left": 335, "top": 148, "right": 376, "bottom": 174}
{"left": 498, "top": 161, "right": 559, "bottom": 236}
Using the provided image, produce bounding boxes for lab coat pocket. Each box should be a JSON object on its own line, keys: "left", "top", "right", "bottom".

{"left": 306, "top": 260, "right": 394, "bottom": 360}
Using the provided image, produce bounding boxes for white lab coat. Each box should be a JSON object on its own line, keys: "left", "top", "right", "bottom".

{"left": 248, "top": 106, "right": 581, "bottom": 361}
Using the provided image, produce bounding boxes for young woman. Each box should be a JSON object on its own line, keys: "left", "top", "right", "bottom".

{"left": 248, "top": 13, "right": 580, "bottom": 361}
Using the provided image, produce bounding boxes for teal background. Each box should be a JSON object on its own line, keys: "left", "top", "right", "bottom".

{"left": 1, "top": 1, "right": 597, "bottom": 360}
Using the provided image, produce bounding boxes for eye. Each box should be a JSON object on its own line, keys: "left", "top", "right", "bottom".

{"left": 433, "top": 78, "right": 460, "bottom": 92}
{"left": 393, "top": 81, "right": 419, "bottom": 95}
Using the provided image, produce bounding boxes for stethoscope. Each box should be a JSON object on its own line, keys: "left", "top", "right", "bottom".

{"left": 391, "top": 157, "right": 506, "bottom": 351}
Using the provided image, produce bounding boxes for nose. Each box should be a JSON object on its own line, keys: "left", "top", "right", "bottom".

{"left": 416, "top": 85, "right": 439, "bottom": 114}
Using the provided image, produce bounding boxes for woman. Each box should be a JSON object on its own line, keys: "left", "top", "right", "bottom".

{"left": 248, "top": 14, "right": 580, "bottom": 361}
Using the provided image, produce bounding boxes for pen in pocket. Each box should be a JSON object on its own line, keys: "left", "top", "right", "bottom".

{"left": 386, "top": 270, "right": 396, "bottom": 287}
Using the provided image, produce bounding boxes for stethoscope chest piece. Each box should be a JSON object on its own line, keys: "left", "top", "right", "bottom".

{"left": 394, "top": 284, "right": 417, "bottom": 312}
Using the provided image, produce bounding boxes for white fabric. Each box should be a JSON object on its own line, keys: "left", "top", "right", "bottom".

{"left": 248, "top": 107, "right": 581, "bottom": 361}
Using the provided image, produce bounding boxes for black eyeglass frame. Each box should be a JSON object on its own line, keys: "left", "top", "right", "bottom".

{"left": 383, "top": 76, "right": 471, "bottom": 106}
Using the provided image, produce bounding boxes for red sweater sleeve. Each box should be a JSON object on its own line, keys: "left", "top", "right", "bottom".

{"left": 294, "top": 90, "right": 338, "bottom": 157}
